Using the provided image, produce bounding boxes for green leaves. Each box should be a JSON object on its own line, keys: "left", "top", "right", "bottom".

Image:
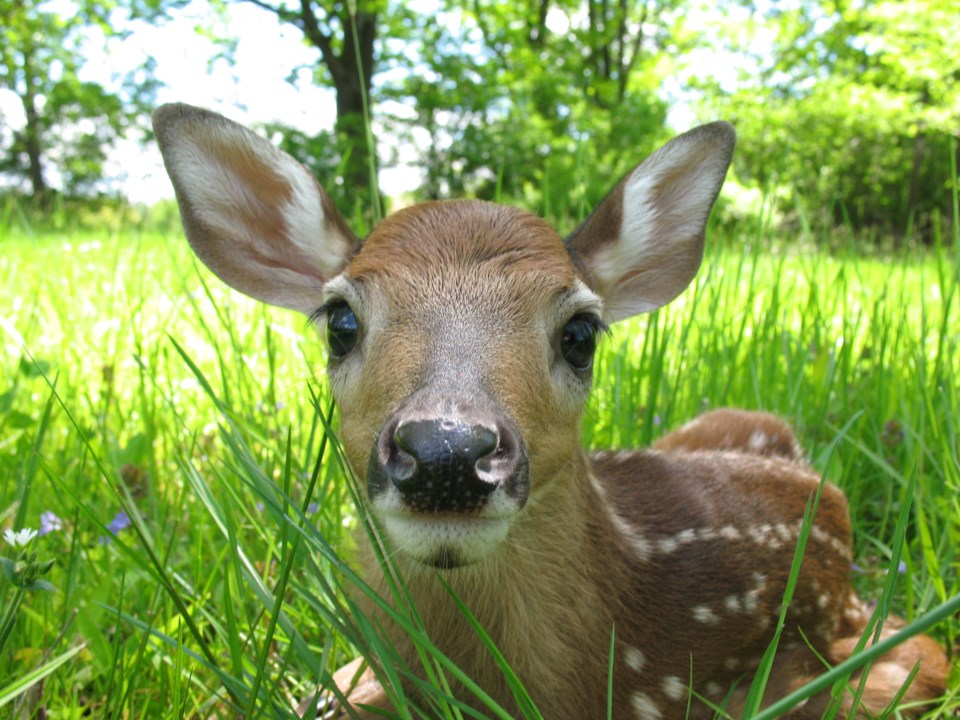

{"left": 0, "top": 0, "right": 158, "bottom": 200}
{"left": 706, "top": 0, "right": 959, "bottom": 236}
{"left": 381, "top": 0, "right": 676, "bottom": 220}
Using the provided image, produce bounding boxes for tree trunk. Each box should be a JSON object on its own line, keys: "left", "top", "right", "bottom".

{"left": 20, "top": 40, "right": 48, "bottom": 201}
{"left": 291, "top": 1, "right": 379, "bottom": 220}
{"left": 906, "top": 130, "right": 926, "bottom": 240}
{"left": 22, "top": 93, "right": 47, "bottom": 199}
{"left": 331, "top": 9, "right": 378, "bottom": 216}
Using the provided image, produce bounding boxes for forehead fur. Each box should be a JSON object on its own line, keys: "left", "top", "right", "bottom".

{"left": 346, "top": 200, "right": 577, "bottom": 300}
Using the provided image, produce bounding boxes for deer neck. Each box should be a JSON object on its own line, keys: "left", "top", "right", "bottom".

{"left": 359, "top": 450, "right": 619, "bottom": 713}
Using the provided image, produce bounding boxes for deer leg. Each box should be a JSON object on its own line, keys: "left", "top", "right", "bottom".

{"left": 711, "top": 615, "right": 949, "bottom": 719}
{"left": 296, "top": 657, "right": 388, "bottom": 719}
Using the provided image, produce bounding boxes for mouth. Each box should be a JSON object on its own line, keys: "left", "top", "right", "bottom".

{"left": 380, "top": 513, "right": 511, "bottom": 569}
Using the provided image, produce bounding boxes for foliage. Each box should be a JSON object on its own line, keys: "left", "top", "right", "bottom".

{"left": 379, "top": 0, "right": 682, "bottom": 218}
{"left": 699, "top": 0, "right": 960, "bottom": 237}
{"left": 165, "top": 0, "right": 683, "bottom": 223}
{"left": 2, "top": 0, "right": 955, "bottom": 243}
{"left": 0, "top": 0, "right": 161, "bottom": 201}
{"left": 231, "top": 0, "right": 393, "bottom": 222}
{"left": 0, "top": 212, "right": 957, "bottom": 715}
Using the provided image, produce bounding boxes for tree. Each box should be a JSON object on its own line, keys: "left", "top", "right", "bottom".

{"left": 701, "top": 0, "right": 960, "bottom": 237}
{"left": 382, "top": 0, "right": 690, "bottom": 222}
{"left": 0, "top": 0, "right": 158, "bottom": 202}
{"left": 239, "top": 0, "right": 386, "bottom": 220}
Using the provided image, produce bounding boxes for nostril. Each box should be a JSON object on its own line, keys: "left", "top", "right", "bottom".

{"left": 394, "top": 424, "right": 417, "bottom": 457}
{"left": 388, "top": 446, "right": 417, "bottom": 485}
{"left": 465, "top": 425, "right": 498, "bottom": 462}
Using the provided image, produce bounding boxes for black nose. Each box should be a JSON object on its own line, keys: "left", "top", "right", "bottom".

{"left": 383, "top": 417, "right": 505, "bottom": 512}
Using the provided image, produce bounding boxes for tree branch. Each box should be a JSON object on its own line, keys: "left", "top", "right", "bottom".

{"left": 242, "top": 0, "right": 298, "bottom": 26}
{"left": 297, "top": 0, "right": 339, "bottom": 79}
{"left": 619, "top": 2, "right": 648, "bottom": 101}
{"left": 471, "top": 0, "right": 509, "bottom": 71}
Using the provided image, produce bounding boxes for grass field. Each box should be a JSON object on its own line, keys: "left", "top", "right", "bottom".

{"left": 0, "top": 215, "right": 958, "bottom": 717}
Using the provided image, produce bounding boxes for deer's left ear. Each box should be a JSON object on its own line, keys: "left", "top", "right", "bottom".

{"left": 565, "top": 122, "right": 735, "bottom": 322}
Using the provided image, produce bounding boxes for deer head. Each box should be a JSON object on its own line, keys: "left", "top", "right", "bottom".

{"left": 153, "top": 103, "right": 735, "bottom": 569}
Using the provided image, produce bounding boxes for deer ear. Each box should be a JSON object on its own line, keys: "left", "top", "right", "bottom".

{"left": 153, "top": 103, "right": 359, "bottom": 314}
{"left": 565, "top": 122, "right": 735, "bottom": 322}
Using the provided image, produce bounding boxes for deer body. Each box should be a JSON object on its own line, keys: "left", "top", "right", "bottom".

{"left": 154, "top": 104, "right": 948, "bottom": 718}
{"left": 360, "top": 430, "right": 857, "bottom": 719}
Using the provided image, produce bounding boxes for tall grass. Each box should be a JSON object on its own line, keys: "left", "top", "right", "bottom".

{"left": 0, "top": 209, "right": 957, "bottom": 717}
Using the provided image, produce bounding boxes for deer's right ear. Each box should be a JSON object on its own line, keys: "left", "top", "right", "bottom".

{"left": 153, "top": 103, "right": 358, "bottom": 314}
{"left": 566, "top": 122, "right": 735, "bottom": 322}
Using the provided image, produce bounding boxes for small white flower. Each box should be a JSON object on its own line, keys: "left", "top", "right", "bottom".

{"left": 3, "top": 528, "right": 38, "bottom": 548}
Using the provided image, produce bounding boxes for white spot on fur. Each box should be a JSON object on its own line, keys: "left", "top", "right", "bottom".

{"left": 811, "top": 525, "right": 852, "bottom": 559}
{"left": 610, "top": 511, "right": 654, "bottom": 561}
{"left": 719, "top": 525, "right": 742, "bottom": 541}
{"left": 589, "top": 472, "right": 653, "bottom": 562}
{"left": 676, "top": 528, "right": 697, "bottom": 544}
{"left": 748, "top": 431, "right": 770, "bottom": 451}
{"left": 697, "top": 527, "right": 719, "bottom": 542}
{"left": 630, "top": 691, "right": 662, "bottom": 719}
{"left": 817, "top": 594, "right": 830, "bottom": 609}
{"left": 724, "top": 657, "right": 739, "bottom": 671}
{"left": 774, "top": 523, "right": 793, "bottom": 542}
{"left": 724, "top": 595, "right": 743, "bottom": 613}
{"left": 655, "top": 527, "right": 717, "bottom": 554}
{"left": 657, "top": 536, "right": 679, "bottom": 554}
{"left": 624, "top": 646, "right": 646, "bottom": 673}
{"left": 705, "top": 681, "right": 723, "bottom": 697}
{"left": 844, "top": 594, "right": 869, "bottom": 626}
{"left": 662, "top": 676, "right": 686, "bottom": 701}
{"left": 693, "top": 605, "right": 721, "bottom": 624}
{"left": 743, "top": 573, "right": 767, "bottom": 613}
{"left": 748, "top": 523, "right": 781, "bottom": 548}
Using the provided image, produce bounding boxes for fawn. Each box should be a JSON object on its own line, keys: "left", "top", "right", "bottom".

{"left": 154, "top": 103, "right": 948, "bottom": 719}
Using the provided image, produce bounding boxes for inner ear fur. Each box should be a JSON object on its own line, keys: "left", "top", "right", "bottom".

{"left": 566, "top": 122, "right": 736, "bottom": 322}
{"left": 153, "top": 103, "right": 359, "bottom": 314}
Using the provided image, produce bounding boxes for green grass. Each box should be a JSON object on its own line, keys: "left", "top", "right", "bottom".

{"left": 0, "top": 218, "right": 957, "bottom": 718}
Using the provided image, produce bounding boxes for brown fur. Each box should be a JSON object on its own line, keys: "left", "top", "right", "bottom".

{"left": 317, "top": 207, "right": 948, "bottom": 717}
{"left": 316, "top": 413, "right": 949, "bottom": 719}
{"left": 653, "top": 408, "right": 804, "bottom": 460}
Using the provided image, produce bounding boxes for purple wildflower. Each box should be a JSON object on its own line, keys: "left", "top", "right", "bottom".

{"left": 100, "top": 510, "right": 132, "bottom": 544}
{"left": 107, "top": 511, "right": 131, "bottom": 534}
{"left": 307, "top": 502, "right": 319, "bottom": 515}
{"left": 39, "top": 511, "right": 63, "bottom": 536}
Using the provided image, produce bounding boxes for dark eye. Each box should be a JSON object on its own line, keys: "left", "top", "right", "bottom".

{"left": 326, "top": 301, "right": 359, "bottom": 358}
{"left": 560, "top": 314, "right": 605, "bottom": 371}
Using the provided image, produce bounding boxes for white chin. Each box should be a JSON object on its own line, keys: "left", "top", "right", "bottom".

{"left": 382, "top": 514, "right": 510, "bottom": 569}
